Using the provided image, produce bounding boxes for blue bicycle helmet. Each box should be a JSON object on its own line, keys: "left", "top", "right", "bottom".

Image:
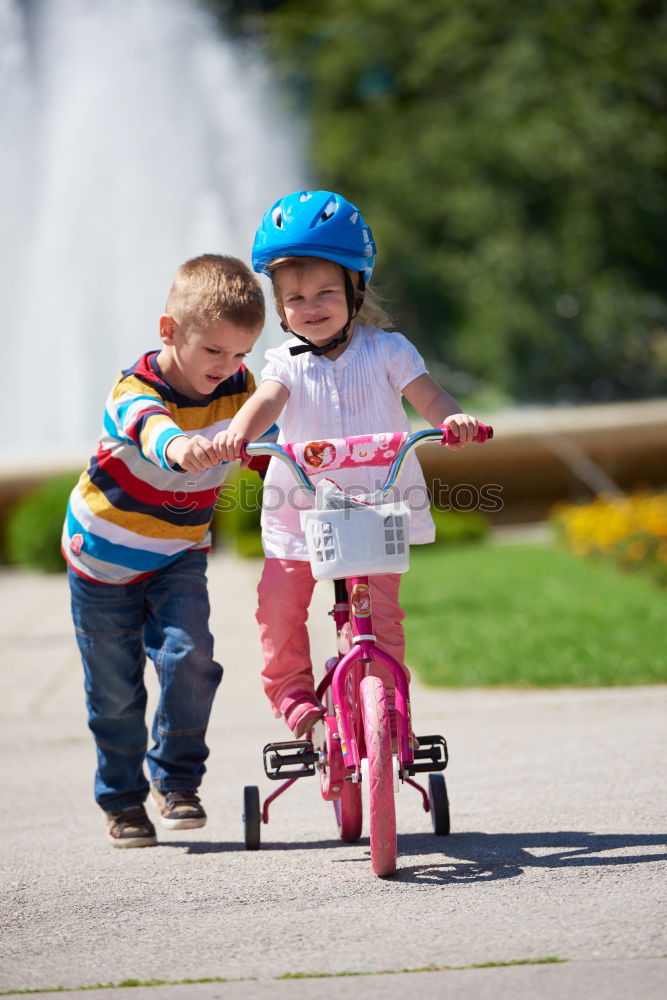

{"left": 252, "top": 190, "right": 376, "bottom": 284}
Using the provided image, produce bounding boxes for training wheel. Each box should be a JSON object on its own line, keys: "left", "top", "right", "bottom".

{"left": 243, "top": 785, "right": 261, "bottom": 850}
{"left": 428, "top": 773, "right": 450, "bottom": 836}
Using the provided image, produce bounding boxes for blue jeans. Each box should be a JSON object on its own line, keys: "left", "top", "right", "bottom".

{"left": 69, "top": 550, "right": 223, "bottom": 811}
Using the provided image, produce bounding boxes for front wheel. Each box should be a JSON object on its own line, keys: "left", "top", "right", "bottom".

{"left": 361, "top": 675, "right": 397, "bottom": 876}
{"left": 243, "top": 785, "right": 261, "bottom": 850}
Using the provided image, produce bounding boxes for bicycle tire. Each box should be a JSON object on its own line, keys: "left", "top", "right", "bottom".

{"left": 360, "top": 675, "right": 397, "bottom": 876}
{"left": 243, "top": 785, "right": 261, "bottom": 850}
{"left": 333, "top": 780, "right": 363, "bottom": 842}
{"left": 428, "top": 773, "right": 450, "bottom": 836}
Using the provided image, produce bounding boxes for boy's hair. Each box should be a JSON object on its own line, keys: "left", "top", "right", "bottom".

{"left": 165, "top": 254, "right": 265, "bottom": 333}
{"left": 268, "top": 256, "right": 393, "bottom": 331}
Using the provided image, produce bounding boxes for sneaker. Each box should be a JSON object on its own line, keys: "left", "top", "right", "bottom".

{"left": 285, "top": 699, "right": 325, "bottom": 739}
{"left": 105, "top": 803, "right": 157, "bottom": 849}
{"left": 150, "top": 786, "right": 207, "bottom": 830}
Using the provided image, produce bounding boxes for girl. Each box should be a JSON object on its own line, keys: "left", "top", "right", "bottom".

{"left": 215, "top": 190, "right": 481, "bottom": 738}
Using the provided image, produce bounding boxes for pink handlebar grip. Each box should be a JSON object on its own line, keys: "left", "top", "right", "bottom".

{"left": 440, "top": 422, "right": 493, "bottom": 446}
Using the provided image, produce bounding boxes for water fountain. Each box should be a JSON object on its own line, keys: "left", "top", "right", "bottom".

{"left": 0, "top": 0, "right": 304, "bottom": 468}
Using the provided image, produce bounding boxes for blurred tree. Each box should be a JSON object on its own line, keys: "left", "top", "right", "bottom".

{"left": 254, "top": 0, "right": 667, "bottom": 404}
{"left": 201, "top": 0, "right": 287, "bottom": 34}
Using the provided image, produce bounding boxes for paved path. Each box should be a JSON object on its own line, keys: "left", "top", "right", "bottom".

{"left": 0, "top": 555, "right": 665, "bottom": 998}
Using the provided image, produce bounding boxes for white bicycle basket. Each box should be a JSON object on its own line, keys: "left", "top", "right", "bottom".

{"left": 300, "top": 501, "right": 411, "bottom": 581}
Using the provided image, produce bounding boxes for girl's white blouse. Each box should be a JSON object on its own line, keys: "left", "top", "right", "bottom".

{"left": 259, "top": 325, "right": 436, "bottom": 560}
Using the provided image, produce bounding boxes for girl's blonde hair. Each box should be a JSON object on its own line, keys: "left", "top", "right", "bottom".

{"left": 267, "top": 256, "right": 393, "bottom": 331}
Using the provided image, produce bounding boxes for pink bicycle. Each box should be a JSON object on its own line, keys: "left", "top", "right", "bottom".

{"left": 242, "top": 423, "right": 492, "bottom": 876}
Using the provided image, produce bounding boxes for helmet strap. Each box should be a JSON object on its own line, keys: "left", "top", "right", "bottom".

{"left": 288, "top": 270, "right": 366, "bottom": 357}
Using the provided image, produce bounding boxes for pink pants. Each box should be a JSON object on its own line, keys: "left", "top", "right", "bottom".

{"left": 256, "top": 558, "right": 408, "bottom": 718}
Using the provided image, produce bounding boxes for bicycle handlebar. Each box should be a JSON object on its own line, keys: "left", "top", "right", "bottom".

{"left": 244, "top": 422, "right": 493, "bottom": 497}
{"left": 441, "top": 424, "right": 492, "bottom": 446}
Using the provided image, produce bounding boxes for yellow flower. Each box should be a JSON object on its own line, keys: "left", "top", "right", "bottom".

{"left": 552, "top": 491, "right": 667, "bottom": 585}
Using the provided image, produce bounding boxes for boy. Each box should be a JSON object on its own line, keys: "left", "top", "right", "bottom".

{"left": 63, "top": 254, "right": 275, "bottom": 847}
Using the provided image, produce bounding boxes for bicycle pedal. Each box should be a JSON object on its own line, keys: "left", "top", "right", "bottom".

{"left": 408, "top": 735, "right": 449, "bottom": 774}
{"left": 262, "top": 739, "right": 318, "bottom": 780}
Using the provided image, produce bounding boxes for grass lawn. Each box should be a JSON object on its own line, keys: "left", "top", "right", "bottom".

{"left": 401, "top": 542, "right": 667, "bottom": 687}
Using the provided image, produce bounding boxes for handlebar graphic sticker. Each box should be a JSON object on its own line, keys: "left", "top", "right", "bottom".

{"left": 350, "top": 583, "right": 372, "bottom": 618}
{"left": 285, "top": 432, "right": 408, "bottom": 474}
{"left": 303, "top": 441, "right": 337, "bottom": 469}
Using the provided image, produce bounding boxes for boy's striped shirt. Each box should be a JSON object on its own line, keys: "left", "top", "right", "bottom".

{"left": 62, "top": 352, "right": 275, "bottom": 584}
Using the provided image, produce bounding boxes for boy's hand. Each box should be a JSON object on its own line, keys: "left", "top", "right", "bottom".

{"left": 440, "top": 413, "right": 479, "bottom": 450}
{"left": 166, "top": 434, "right": 220, "bottom": 472}
{"left": 212, "top": 430, "right": 246, "bottom": 464}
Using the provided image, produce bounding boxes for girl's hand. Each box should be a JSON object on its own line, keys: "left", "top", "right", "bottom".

{"left": 440, "top": 413, "right": 479, "bottom": 450}
{"left": 166, "top": 434, "right": 220, "bottom": 472}
{"left": 213, "top": 429, "right": 246, "bottom": 464}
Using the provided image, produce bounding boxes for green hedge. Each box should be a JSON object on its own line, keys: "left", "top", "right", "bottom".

{"left": 431, "top": 507, "right": 490, "bottom": 545}
{"left": 213, "top": 466, "right": 264, "bottom": 558}
{"left": 6, "top": 473, "right": 78, "bottom": 573}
